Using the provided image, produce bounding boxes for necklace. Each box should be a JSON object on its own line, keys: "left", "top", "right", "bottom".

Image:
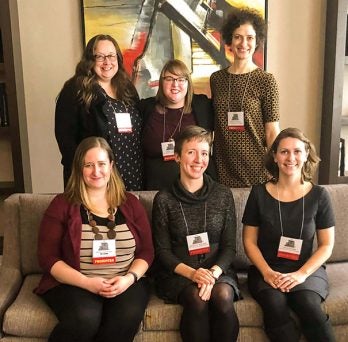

{"left": 85, "top": 207, "right": 117, "bottom": 240}
{"left": 162, "top": 106, "right": 185, "bottom": 142}
{"left": 276, "top": 184, "right": 304, "bottom": 239}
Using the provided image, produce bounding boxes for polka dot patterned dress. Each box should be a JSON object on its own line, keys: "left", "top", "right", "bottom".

{"left": 103, "top": 96, "right": 143, "bottom": 190}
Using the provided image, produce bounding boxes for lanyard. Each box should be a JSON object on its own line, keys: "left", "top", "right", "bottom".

{"left": 228, "top": 68, "right": 252, "bottom": 112}
{"left": 276, "top": 184, "right": 305, "bottom": 239}
{"left": 162, "top": 107, "right": 184, "bottom": 142}
{"left": 179, "top": 202, "right": 207, "bottom": 235}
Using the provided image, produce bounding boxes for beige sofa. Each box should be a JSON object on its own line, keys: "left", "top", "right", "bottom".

{"left": 1, "top": 185, "right": 348, "bottom": 341}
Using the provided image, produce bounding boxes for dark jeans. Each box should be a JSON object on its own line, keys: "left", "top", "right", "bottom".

{"left": 42, "top": 278, "right": 150, "bottom": 342}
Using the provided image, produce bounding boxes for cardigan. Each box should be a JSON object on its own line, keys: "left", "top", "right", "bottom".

{"left": 55, "top": 78, "right": 141, "bottom": 186}
{"left": 35, "top": 192, "right": 154, "bottom": 294}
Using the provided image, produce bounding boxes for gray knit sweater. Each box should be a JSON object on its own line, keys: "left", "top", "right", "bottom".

{"left": 152, "top": 174, "right": 240, "bottom": 302}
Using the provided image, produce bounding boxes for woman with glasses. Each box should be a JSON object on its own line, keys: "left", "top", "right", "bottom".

{"left": 55, "top": 34, "right": 144, "bottom": 190}
{"left": 138, "top": 59, "right": 216, "bottom": 190}
{"left": 210, "top": 7, "right": 280, "bottom": 188}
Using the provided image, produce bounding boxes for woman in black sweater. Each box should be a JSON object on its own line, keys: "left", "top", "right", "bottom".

{"left": 152, "top": 125, "right": 240, "bottom": 342}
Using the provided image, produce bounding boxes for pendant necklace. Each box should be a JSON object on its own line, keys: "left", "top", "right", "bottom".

{"left": 85, "top": 207, "right": 117, "bottom": 240}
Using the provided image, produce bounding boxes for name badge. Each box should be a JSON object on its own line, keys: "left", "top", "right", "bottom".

{"left": 227, "top": 111, "right": 245, "bottom": 131}
{"left": 186, "top": 232, "right": 210, "bottom": 256}
{"left": 92, "top": 239, "right": 116, "bottom": 265}
{"left": 161, "top": 141, "right": 175, "bottom": 161}
{"left": 115, "top": 112, "right": 132, "bottom": 133}
{"left": 277, "top": 236, "right": 303, "bottom": 261}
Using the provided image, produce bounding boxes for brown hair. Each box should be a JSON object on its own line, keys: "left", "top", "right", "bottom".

{"left": 64, "top": 136, "right": 126, "bottom": 209}
{"left": 62, "top": 34, "right": 138, "bottom": 111}
{"left": 156, "top": 59, "right": 193, "bottom": 113}
{"left": 265, "top": 127, "right": 320, "bottom": 182}
{"left": 174, "top": 125, "right": 213, "bottom": 156}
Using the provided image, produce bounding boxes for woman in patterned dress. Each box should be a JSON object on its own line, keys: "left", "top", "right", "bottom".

{"left": 35, "top": 136, "right": 154, "bottom": 342}
{"left": 55, "top": 34, "right": 143, "bottom": 190}
{"left": 210, "top": 7, "right": 280, "bottom": 187}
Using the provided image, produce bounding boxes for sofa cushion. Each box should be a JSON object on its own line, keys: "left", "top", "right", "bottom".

{"left": 3, "top": 274, "right": 57, "bottom": 338}
{"left": 324, "top": 262, "right": 348, "bottom": 325}
{"left": 231, "top": 188, "right": 252, "bottom": 270}
{"left": 324, "top": 185, "right": 348, "bottom": 263}
{"left": 19, "top": 195, "right": 55, "bottom": 275}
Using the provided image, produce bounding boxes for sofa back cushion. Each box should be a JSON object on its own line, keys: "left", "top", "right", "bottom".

{"left": 324, "top": 184, "right": 348, "bottom": 263}
{"left": 137, "top": 188, "right": 252, "bottom": 271}
{"left": 14, "top": 184, "right": 347, "bottom": 277}
{"left": 19, "top": 194, "right": 55, "bottom": 275}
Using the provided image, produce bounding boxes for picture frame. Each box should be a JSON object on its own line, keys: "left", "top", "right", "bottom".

{"left": 81, "top": 0, "right": 268, "bottom": 98}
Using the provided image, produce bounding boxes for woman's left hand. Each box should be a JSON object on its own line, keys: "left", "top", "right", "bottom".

{"left": 99, "top": 275, "right": 133, "bottom": 298}
{"left": 276, "top": 271, "right": 307, "bottom": 292}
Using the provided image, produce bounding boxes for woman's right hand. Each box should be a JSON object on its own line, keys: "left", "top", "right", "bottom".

{"left": 198, "top": 283, "right": 214, "bottom": 301}
{"left": 84, "top": 276, "right": 112, "bottom": 294}
{"left": 263, "top": 269, "right": 282, "bottom": 289}
{"left": 192, "top": 268, "right": 215, "bottom": 285}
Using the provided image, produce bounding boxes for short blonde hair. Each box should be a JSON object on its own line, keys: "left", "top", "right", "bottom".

{"left": 174, "top": 125, "right": 213, "bottom": 156}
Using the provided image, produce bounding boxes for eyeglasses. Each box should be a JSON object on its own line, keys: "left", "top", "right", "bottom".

{"left": 162, "top": 76, "right": 188, "bottom": 84}
{"left": 94, "top": 53, "right": 117, "bottom": 62}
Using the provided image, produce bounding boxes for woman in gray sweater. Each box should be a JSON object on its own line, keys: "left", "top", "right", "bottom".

{"left": 152, "top": 125, "right": 241, "bottom": 342}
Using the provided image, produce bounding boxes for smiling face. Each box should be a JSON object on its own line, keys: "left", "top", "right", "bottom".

{"left": 175, "top": 138, "right": 210, "bottom": 182}
{"left": 82, "top": 147, "right": 113, "bottom": 191}
{"left": 93, "top": 39, "right": 118, "bottom": 83}
{"left": 274, "top": 137, "right": 308, "bottom": 178}
{"left": 229, "top": 23, "right": 257, "bottom": 62}
{"left": 162, "top": 71, "right": 188, "bottom": 108}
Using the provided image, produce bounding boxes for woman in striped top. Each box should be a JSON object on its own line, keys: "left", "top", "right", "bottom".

{"left": 35, "top": 136, "right": 154, "bottom": 342}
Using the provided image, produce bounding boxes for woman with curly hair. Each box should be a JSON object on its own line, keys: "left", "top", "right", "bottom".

{"left": 210, "top": 7, "right": 280, "bottom": 187}
{"left": 55, "top": 34, "right": 143, "bottom": 190}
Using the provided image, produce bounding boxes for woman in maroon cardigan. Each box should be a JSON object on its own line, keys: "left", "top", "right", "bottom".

{"left": 35, "top": 136, "right": 154, "bottom": 342}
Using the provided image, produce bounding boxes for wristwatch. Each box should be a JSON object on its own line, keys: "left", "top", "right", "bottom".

{"left": 209, "top": 268, "right": 219, "bottom": 281}
{"left": 127, "top": 271, "right": 138, "bottom": 284}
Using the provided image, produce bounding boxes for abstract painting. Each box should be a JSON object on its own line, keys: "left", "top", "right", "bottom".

{"left": 82, "top": 0, "right": 267, "bottom": 98}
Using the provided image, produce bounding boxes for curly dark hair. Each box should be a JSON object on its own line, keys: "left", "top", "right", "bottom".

{"left": 221, "top": 7, "right": 266, "bottom": 49}
{"left": 62, "top": 34, "right": 138, "bottom": 111}
{"left": 265, "top": 127, "right": 321, "bottom": 183}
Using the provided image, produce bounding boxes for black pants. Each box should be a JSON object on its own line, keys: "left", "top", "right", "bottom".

{"left": 255, "top": 289, "right": 335, "bottom": 342}
{"left": 42, "top": 279, "right": 150, "bottom": 342}
{"left": 178, "top": 282, "right": 239, "bottom": 342}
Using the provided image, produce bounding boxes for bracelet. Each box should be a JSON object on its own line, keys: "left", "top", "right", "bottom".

{"left": 127, "top": 271, "right": 138, "bottom": 284}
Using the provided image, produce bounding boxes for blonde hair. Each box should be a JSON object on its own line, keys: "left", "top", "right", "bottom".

{"left": 64, "top": 137, "right": 126, "bottom": 209}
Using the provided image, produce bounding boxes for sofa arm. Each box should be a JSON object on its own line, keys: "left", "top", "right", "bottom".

{"left": 0, "top": 266, "right": 22, "bottom": 336}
